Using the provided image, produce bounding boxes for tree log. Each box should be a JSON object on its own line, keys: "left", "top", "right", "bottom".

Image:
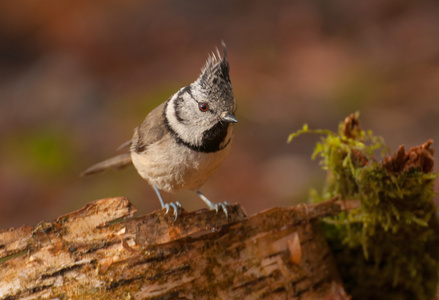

{"left": 0, "top": 197, "right": 356, "bottom": 299}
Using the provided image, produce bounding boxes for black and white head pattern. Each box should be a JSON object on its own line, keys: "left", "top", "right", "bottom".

{"left": 164, "top": 43, "right": 237, "bottom": 153}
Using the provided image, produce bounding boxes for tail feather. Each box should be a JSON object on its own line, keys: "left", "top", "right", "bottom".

{"left": 80, "top": 153, "right": 132, "bottom": 177}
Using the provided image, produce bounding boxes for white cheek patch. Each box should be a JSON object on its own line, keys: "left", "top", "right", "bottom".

{"left": 165, "top": 91, "right": 214, "bottom": 147}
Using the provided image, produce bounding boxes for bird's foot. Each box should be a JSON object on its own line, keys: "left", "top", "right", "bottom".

{"left": 211, "top": 201, "right": 231, "bottom": 219}
{"left": 196, "top": 190, "right": 231, "bottom": 219}
{"left": 163, "top": 201, "right": 182, "bottom": 221}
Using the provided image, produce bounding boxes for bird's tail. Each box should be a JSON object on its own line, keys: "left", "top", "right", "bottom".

{"left": 80, "top": 153, "right": 132, "bottom": 176}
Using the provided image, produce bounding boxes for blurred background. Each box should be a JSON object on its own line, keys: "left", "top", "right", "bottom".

{"left": 1, "top": 0, "right": 439, "bottom": 229}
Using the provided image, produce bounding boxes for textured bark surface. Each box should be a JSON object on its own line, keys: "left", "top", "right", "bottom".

{"left": 0, "top": 197, "right": 355, "bottom": 299}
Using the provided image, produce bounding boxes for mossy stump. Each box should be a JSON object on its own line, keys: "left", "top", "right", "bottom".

{"left": 289, "top": 112, "right": 439, "bottom": 300}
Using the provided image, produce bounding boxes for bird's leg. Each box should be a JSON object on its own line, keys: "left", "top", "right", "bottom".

{"left": 153, "top": 184, "right": 181, "bottom": 221}
{"left": 196, "top": 190, "right": 230, "bottom": 219}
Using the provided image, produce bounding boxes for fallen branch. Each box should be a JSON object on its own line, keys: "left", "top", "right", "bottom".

{"left": 0, "top": 197, "right": 355, "bottom": 299}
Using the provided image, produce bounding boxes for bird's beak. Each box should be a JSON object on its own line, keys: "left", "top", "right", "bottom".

{"left": 222, "top": 112, "right": 238, "bottom": 123}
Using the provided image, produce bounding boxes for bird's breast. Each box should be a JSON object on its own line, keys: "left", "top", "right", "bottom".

{"left": 131, "top": 131, "right": 232, "bottom": 192}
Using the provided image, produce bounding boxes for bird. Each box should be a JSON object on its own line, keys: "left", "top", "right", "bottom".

{"left": 81, "top": 42, "right": 237, "bottom": 220}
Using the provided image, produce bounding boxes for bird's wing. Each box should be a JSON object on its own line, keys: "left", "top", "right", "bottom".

{"left": 131, "top": 102, "right": 167, "bottom": 154}
{"left": 81, "top": 102, "right": 167, "bottom": 176}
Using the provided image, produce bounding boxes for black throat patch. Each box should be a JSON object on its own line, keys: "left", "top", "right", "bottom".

{"left": 163, "top": 101, "right": 231, "bottom": 153}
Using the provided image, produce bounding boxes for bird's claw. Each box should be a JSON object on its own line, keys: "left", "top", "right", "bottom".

{"left": 195, "top": 191, "right": 231, "bottom": 220}
{"left": 212, "top": 201, "right": 230, "bottom": 219}
{"left": 163, "top": 201, "right": 182, "bottom": 221}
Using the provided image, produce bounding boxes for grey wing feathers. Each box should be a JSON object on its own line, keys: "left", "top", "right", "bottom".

{"left": 81, "top": 103, "right": 166, "bottom": 177}
{"left": 131, "top": 102, "right": 167, "bottom": 153}
{"left": 80, "top": 152, "right": 132, "bottom": 176}
{"left": 116, "top": 140, "right": 132, "bottom": 151}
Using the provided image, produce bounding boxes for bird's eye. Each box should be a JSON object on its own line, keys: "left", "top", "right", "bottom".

{"left": 198, "top": 103, "right": 209, "bottom": 112}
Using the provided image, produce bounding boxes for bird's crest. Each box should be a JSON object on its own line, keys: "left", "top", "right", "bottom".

{"left": 196, "top": 42, "right": 233, "bottom": 102}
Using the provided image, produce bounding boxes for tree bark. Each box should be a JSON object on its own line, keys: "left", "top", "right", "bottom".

{"left": 0, "top": 197, "right": 356, "bottom": 299}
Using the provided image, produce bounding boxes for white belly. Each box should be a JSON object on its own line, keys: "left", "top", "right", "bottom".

{"left": 131, "top": 136, "right": 231, "bottom": 192}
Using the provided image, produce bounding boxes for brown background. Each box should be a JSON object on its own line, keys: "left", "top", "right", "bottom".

{"left": 1, "top": 0, "right": 439, "bottom": 228}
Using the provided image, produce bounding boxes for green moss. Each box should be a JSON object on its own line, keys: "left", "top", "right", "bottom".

{"left": 288, "top": 112, "right": 439, "bottom": 300}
